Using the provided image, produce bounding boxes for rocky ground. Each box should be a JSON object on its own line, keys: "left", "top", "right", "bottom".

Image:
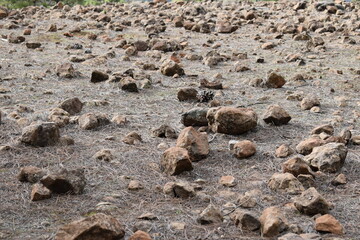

{"left": 1, "top": 0, "right": 360, "bottom": 239}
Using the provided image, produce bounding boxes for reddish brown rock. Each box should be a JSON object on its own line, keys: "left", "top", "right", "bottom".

{"left": 18, "top": 166, "right": 46, "bottom": 183}
{"left": 268, "top": 173, "right": 304, "bottom": 194}
{"left": 294, "top": 187, "right": 331, "bottom": 216}
{"left": 20, "top": 122, "right": 60, "bottom": 147}
{"left": 296, "top": 137, "right": 325, "bottom": 155}
{"left": 260, "top": 207, "right": 288, "bottom": 237}
{"left": 262, "top": 105, "right": 291, "bottom": 125}
{"left": 315, "top": 214, "right": 344, "bottom": 235}
{"left": 161, "top": 147, "right": 193, "bottom": 175}
{"left": 282, "top": 157, "right": 314, "bottom": 177}
{"left": 59, "top": 97, "right": 83, "bottom": 115}
{"left": 31, "top": 183, "right": 51, "bottom": 201}
{"left": 276, "top": 144, "right": 293, "bottom": 158}
{"left": 176, "top": 127, "right": 209, "bottom": 161}
{"left": 232, "top": 140, "right": 256, "bottom": 159}
{"left": 129, "top": 230, "right": 152, "bottom": 240}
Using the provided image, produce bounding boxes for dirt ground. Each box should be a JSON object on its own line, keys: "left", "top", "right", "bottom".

{"left": 0, "top": 0, "right": 360, "bottom": 239}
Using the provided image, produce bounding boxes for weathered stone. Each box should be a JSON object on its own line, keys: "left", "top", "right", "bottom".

{"left": 41, "top": 168, "right": 86, "bottom": 195}
{"left": 262, "top": 105, "right": 291, "bottom": 125}
{"left": 55, "top": 213, "right": 125, "bottom": 240}
{"left": 261, "top": 42, "right": 275, "bottom": 50}
{"left": 48, "top": 108, "right": 70, "bottom": 127}
{"left": 282, "top": 157, "right": 314, "bottom": 177}
{"left": 18, "top": 166, "right": 46, "bottom": 183}
{"left": 315, "top": 214, "right": 343, "bottom": 235}
{"left": 20, "top": 122, "right": 60, "bottom": 147}
{"left": 152, "top": 125, "right": 177, "bottom": 139}
{"left": 294, "top": 187, "right": 331, "bottom": 216}
{"left": 260, "top": 207, "right": 288, "bottom": 237}
{"left": 128, "top": 180, "right": 144, "bottom": 191}
{"left": 207, "top": 107, "right": 257, "bottom": 135}
{"left": 56, "top": 63, "right": 76, "bottom": 78}
{"left": 93, "top": 149, "right": 114, "bottom": 161}
{"left": 78, "top": 113, "right": 109, "bottom": 130}
{"left": 304, "top": 143, "right": 347, "bottom": 172}
{"left": 120, "top": 77, "right": 138, "bottom": 92}
{"left": 264, "top": 72, "right": 286, "bottom": 88}
{"left": 234, "top": 211, "right": 260, "bottom": 231}
{"left": 129, "top": 230, "right": 151, "bottom": 240}
{"left": 268, "top": 173, "right": 304, "bottom": 194}
{"left": 176, "top": 127, "right": 209, "bottom": 161}
{"left": 26, "top": 42, "right": 41, "bottom": 49}
{"left": 296, "top": 137, "right": 325, "bottom": 155}
{"left": 219, "top": 176, "right": 236, "bottom": 187}
{"left": 301, "top": 95, "right": 320, "bottom": 110}
{"left": 163, "top": 181, "right": 195, "bottom": 198}
{"left": 197, "top": 204, "right": 223, "bottom": 225}
{"left": 177, "top": 88, "right": 198, "bottom": 102}
{"left": 311, "top": 124, "right": 334, "bottom": 135}
{"left": 31, "top": 183, "right": 51, "bottom": 201}
{"left": 161, "top": 60, "right": 184, "bottom": 76}
{"left": 181, "top": 108, "right": 208, "bottom": 127}
{"left": 59, "top": 97, "right": 83, "bottom": 115}
{"left": 90, "top": 70, "right": 109, "bottom": 83}
{"left": 233, "top": 140, "right": 256, "bottom": 159}
{"left": 161, "top": 147, "right": 193, "bottom": 175}
{"left": 276, "top": 144, "right": 293, "bottom": 158}
{"left": 111, "top": 115, "right": 127, "bottom": 126}
{"left": 331, "top": 173, "right": 347, "bottom": 186}
{"left": 297, "top": 174, "right": 315, "bottom": 189}
{"left": 278, "top": 233, "right": 304, "bottom": 240}
{"left": 122, "top": 131, "right": 142, "bottom": 145}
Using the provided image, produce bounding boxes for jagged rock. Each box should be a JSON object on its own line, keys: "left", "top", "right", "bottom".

{"left": 56, "top": 63, "right": 76, "bottom": 78}
{"left": 120, "top": 77, "right": 138, "bottom": 92}
{"left": 48, "top": 108, "right": 70, "bottom": 127}
{"left": 90, "top": 70, "right": 109, "bottom": 83}
{"left": 152, "top": 125, "right": 177, "bottom": 139}
{"left": 93, "top": 149, "right": 114, "bottom": 161}
{"left": 20, "top": 122, "right": 60, "bottom": 147}
{"left": 282, "top": 157, "right": 314, "bottom": 177}
{"left": 315, "top": 214, "right": 344, "bottom": 235}
{"left": 275, "top": 144, "right": 293, "bottom": 158}
{"left": 123, "top": 131, "right": 142, "bottom": 145}
{"left": 301, "top": 95, "right": 320, "bottom": 110}
{"left": 311, "top": 124, "right": 334, "bottom": 135}
{"left": 111, "top": 115, "right": 127, "bottom": 126}
{"left": 331, "top": 173, "right": 347, "bottom": 186}
{"left": 129, "top": 230, "right": 151, "bottom": 240}
{"left": 161, "top": 147, "right": 193, "bottom": 175}
{"left": 296, "top": 137, "right": 325, "bottom": 155}
{"left": 18, "top": 166, "right": 46, "bottom": 183}
{"left": 232, "top": 140, "right": 256, "bottom": 159}
{"left": 78, "top": 113, "right": 109, "bottom": 130}
{"left": 262, "top": 105, "right": 291, "bottom": 125}
{"left": 181, "top": 108, "right": 208, "bottom": 127}
{"left": 263, "top": 72, "right": 286, "bottom": 88}
{"left": 163, "top": 181, "right": 195, "bottom": 198}
{"left": 260, "top": 207, "right": 288, "bottom": 237}
{"left": 31, "top": 183, "right": 51, "bottom": 201}
{"left": 207, "top": 107, "right": 257, "bottom": 135}
{"left": 177, "top": 88, "right": 198, "bottom": 102}
{"left": 176, "top": 127, "right": 209, "bottom": 161}
{"left": 294, "top": 187, "right": 331, "bottom": 216}
{"left": 41, "top": 168, "right": 86, "bottom": 195}
{"left": 197, "top": 204, "right": 223, "bottom": 225}
{"left": 304, "top": 143, "right": 347, "bottom": 172}
{"left": 161, "top": 60, "right": 184, "bottom": 76}
{"left": 297, "top": 174, "right": 315, "bottom": 189}
{"left": 55, "top": 213, "right": 125, "bottom": 240}
{"left": 219, "top": 176, "right": 236, "bottom": 187}
{"left": 59, "top": 97, "right": 83, "bottom": 115}
{"left": 268, "top": 173, "right": 304, "bottom": 194}
{"left": 234, "top": 211, "right": 260, "bottom": 231}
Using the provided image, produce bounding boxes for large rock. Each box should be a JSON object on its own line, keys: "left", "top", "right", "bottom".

{"left": 315, "top": 214, "right": 344, "bottom": 235}
{"left": 264, "top": 72, "right": 286, "bottom": 88}
{"left": 260, "top": 207, "right": 288, "bottom": 237}
{"left": 282, "top": 157, "right": 314, "bottom": 177}
{"left": 262, "top": 105, "right": 291, "bottom": 125}
{"left": 197, "top": 204, "right": 223, "bottom": 225}
{"left": 78, "top": 113, "right": 110, "bottom": 130}
{"left": 294, "top": 187, "right": 331, "bottom": 216}
{"left": 296, "top": 137, "right": 325, "bottom": 155}
{"left": 232, "top": 140, "right": 256, "bottom": 159}
{"left": 59, "top": 98, "right": 83, "bottom": 115}
{"left": 207, "top": 107, "right": 257, "bottom": 135}
{"left": 303, "top": 143, "right": 347, "bottom": 172}
{"left": 18, "top": 166, "right": 46, "bottom": 183}
{"left": 161, "top": 60, "right": 184, "bottom": 76}
{"left": 55, "top": 213, "right": 125, "bottom": 240}
{"left": 20, "top": 122, "right": 60, "bottom": 147}
{"left": 48, "top": 108, "right": 70, "bottom": 127}
{"left": 161, "top": 147, "right": 193, "bottom": 175}
{"left": 234, "top": 210, "right": 260, "bottom": 231}
{"left": 181, "top": 108, "right": 208, "bottom": 127}
{"left": 176, "top": 127, "right": 209, "bottom": 161}
{"left": 268, "top": 173, "right": 304, "bottom": 194}
{"left": 163, "top": 181, "right": 195, "bottom": 198}
{"left": 41, "top": 168, "right": 86, "bottom": 195}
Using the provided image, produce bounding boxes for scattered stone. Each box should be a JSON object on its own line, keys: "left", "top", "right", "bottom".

{"left": 219, "top": 176, "right": 236, "bottom": 187}
{"left": 351, "top": 135, "right": 360, "bottom": 145}
{"left": 234, "top": 210, "right": 260, "bottom": 231}
{"left": 59, "top": 97, "right": 83, "bottom": 115}
{"left": 161, "top": 60, "right": 184, "bottom": 76}
{"left": 170, "top": 222, "right": 186, "bottom": 231}
{"left": 48, "top": 108, "right": 70, "bottom": 127}
{"left": 78, "top": 113, "right": 109, "bottom": 130}
{"left": 41, "top": 168, "right": 86, "bottom": 195}
{"left": 31, "top": 183, "right": 52, "bottom": 201}
{"left": 177, "top": 87, "right": 198, "bottom": 102}
{"left": 123, "top": 131, "right": 142, "bottom": 145}
{"left": 161, "top": 147, "right": 193, "bottom": 175}
{"left": 129, "top": 230, "right": 152, "bottom": 240}
{"left": 282, "top": 157, "right": 314, "bottom": 177}
{"left": 268, "top": 173, "right": 304, "bottom": 194}
{"left": 296, "top": 137, "right": 325, "bottom": 155}
{"left": 278, "top": 233, "right": 304, "bottom": 240}
{"left": 128, "top": 180, "right": 144, "bottom": 191}
{"left": 276, "top": 144, "right": 293, "bottom": 158}
{"left": 315, "top": 214, "right": 344, "bottom": 235}
{"left": 55, "top": 213, "right": 125, "bottom": 240}
{"left": 301, "top": 95, "right": 320, "bottom": 110}
{"left": 93, "top": 149, "right": 114, "bottom": 161}
{"left": 18, "top": 166, "right": 46, "bottom": 183}
{"left": 304, "top": 143, "right": 347, "bottom": 173}
{"left": 207, "top": 107, "right": 257, "bottom": 135}
{"left": 56, "top": 63, "right": 76, "bottom": 78}
{"left": 26, "top": 42, "right": 41, "bottom": 49}
{"left": 259, "top": 207, "right": 288, "bottom": 237}
{"left": 311, "top": 124, "right": 334, "bottom": 135}
{"left": 20, "top": 122, "right": 60, "bottom": 147}
{"left": 90, "top": 70, "right": 109, "bottom": 83}
{"left": 261, "top": 42, "right": 275, "bottom": 50}
{"left": 163, "top": 181, "right": 195, "bottom": 198}
{"left": 111, "top": 115, "right": 127, "bottom": 126}
{"left": 264, "top": 72, "right": 286, "bottom": 88}
{"left": 181, "top": 107, "right": 209, "bottom": 127}
{"left": 152, "top": 125, "right": 177, "bottom": 139}
{"left": 297, "top": 174, "right": 315, "bottom": 189}
{"left": 232, "top": 140, "right": 256, "bottom": 159}
{"left": 262, "top": 105, "right": 291, "bottom": 125}
{"left": 197, "top": 204, "right": 223, "bottom": 225}
{"left": 331, "top": 173, "right": 347, "bottom": 186}
{"left": 176, "top": 127, "right": 209, "bottom": 161}
{"left": 120, "top": 77, "right": 139, "bottom": 92}
{"left": 237, "top": 194, "right": 257, "bottom": 208}
{"left": 200, "top": 79, "right": 223, "bottom": 89}
{"left": 294, "top": 187, "right": 331, "bottom": 216}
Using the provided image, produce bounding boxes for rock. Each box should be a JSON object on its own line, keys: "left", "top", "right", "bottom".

{"left": 161, "top": 147, "right": 193, "bottom": 175}
{"left": 90, "top": 70, "right": 109, "bottom": 83}
{"left": 301, "top": 95, "right": 320, "bottom": 110}
{"left": 59, "top": 97, "right": 83, "bottom": 115}
{"left": 41, "top": 168, "right": 86, "bottom": 195}
{"left": 48, "top": 24, "right": 57, "bottom": 32}
{"left": 294, "top": 187, "right": 331, "bottom": 216}
{"left": 351, "top": 135, "right": 360, "bottom": 145}
{"left": 278, "top": 233, "right": 304, "bottom": 240}
{"left": 20, "top": 122, "right": 60, "bottom": 147}
{"left": 217, "top": 23, "right": 238, "bottom": 33}
{"left": 268, "top": 173, "right": 304, "bottom": 194}
{"left": 176, "top": 127, "right": 209, "bottom": 161}
{"left": 120, "top": 77, "right": 138, "bottom": 92}
{"left": 237, "top": 194, "right": 257, "bottom": 208}
{"left": 297, "top": 174, "right": 315, "bottom": 189}
{"left": 259, "top": 207, "right": 288, "bottom": 237}
{"left": 111, "top": 115, "right": 127, "bottom": 126}
{"left": 181, "top": 108, "right": 208, "bottom": 127}
{"left": 161, "top": 60, "right": 184, "bottom": 76}
{"left": 339, "top": 129, "right": 351, "bottom": 144}
{"left": 128, "top": 180, "right": 144, "bottom": 191}
{"left": 331, "top": 173, "right": 346, "bottom": 186}
{"left": 200, "top": 79, "right": 223, "bottom": 89}
{"left": 163, "top": 181, "right": 195, "bottom": 198}
{"left": 152, "top": 125, "right": 177, "bottom": 139}
{"left": 276, "top": 144, "right": 293, "bottom": 158}
{"left": 123, "top": 132, "right": 142, "bottom": 145}
{"left": 55, "top": 213, "right": 125, "bottom": 240}
{"left": 232, "top": 140, "right": 256, "bottom": 159}
{"left": 8, "top": 33, "right": 25, "bottom": 44}
{"left": 0, "top": 7, "right": 8, "bottom": 19}
{"left": 296, "top": 137, "right": 325, "bottom": 155}
{"left": 219, "top": 176, "right": 236, "bottom": 187}
{"left": 31, "top": 183, "right": 52, "bottom": 201}
{"left": 133, "top": 41, "right": 148, "bottom": 52}
{"left": 262, "top": 105, "right": 291, "bottom": 125}
{"left": 264, "top": 72, "right": 286, "bottom": 88}
{"left": 59, "top": 136, "right": 75, "bottom": 146}
{"left": 170, "top": 222, "right": 185, "bottom": 230}
{"left": 48, "top": 108, "right": 70, "bottom": 127}
{"left": 56, "top": 63, "right": 76, "bottom": 78}
{"left": 197, "top": 204, "right": 223, "bottom": 225}
{"left": 177, "top": 88, "right": 198, "bottom": 102}
{"left": 93, "top": 149, "right": 114, "bottom": 161}
{"left": 18, "top": 166, "right": 46, "bottom": 183}
{"left": 299, "top": 233, "right": 321, "bottom": 240}
{"left": 261, "top": 42, "right": 275, "bottom": 50}
{"left": 311, "top": 124, "right": 334, "bottom": 135}
{"left": 234, "top": 211, "right": 260, "bottom": 231}
{"left": 282, "top": 157, "right": 314, "bottom": 177}
{"left": 129, "top": 230, "right": 152, "bottom": 240}
{"left": 304, "top": 143, "right": 347, "bottom": 173}
{"left": 26, "top": 42, "right": 41, "bottom": 49}
{"left": 207, "top": 107, "right": 257, "bottom": 135}
{"left": 315, "top": 214, "right": 343, "bottom": 235}
{"left": 78, "top": 113, "right": 109, "bottom": 130}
